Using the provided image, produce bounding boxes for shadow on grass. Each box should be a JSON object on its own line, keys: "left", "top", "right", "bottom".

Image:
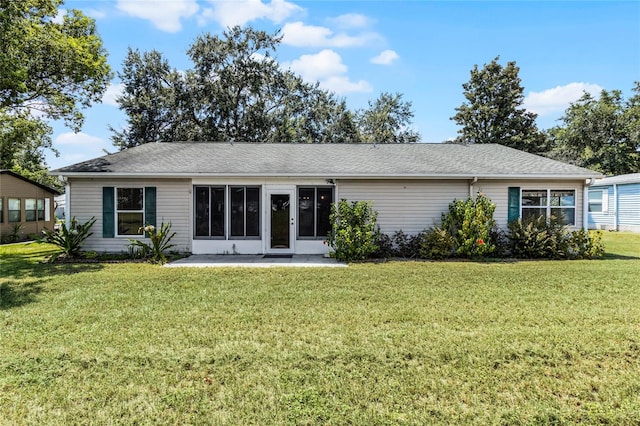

{"left": 0, "top": 247, "right": 104, "bottom": 310}
{"left": 603, "top": 253, "right": 640, "bottom": 260}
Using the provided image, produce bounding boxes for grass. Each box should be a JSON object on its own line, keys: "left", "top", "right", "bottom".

{"left": 1, "top": 233, "right": 639, "bottom": 424}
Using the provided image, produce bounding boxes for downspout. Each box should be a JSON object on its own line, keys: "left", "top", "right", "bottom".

{"left": 469, "top": 177, "right": 478, "bottom": 198}
{"left": 64, "top": 177, "right": 71, "bottom": 230}
{"left": 613, "top": 183, "right": 618, "bottom": 231}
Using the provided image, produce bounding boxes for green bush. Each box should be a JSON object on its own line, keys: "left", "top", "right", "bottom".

{"left": 39, "top": 217, "right": 96, "bottom": 257}
{"left": 128, "top": 222, "right": 177, "bottom": 264}
{"left": 373, "top": 233, "right": 394, "bottom": 259}
{"left": 392, "top": 230, "right": 424, "bottom": 258}
{"left": 508, "top": 216, "right": 605, "bottom": 259}
{"left": 419, "top": 227, "right": 456, "bottom": 260}
{"left": 328, "top": 199, "right": 380, "bottom": 262}
{"left": 441, "top": 193, "right": 497, "bottom": 258}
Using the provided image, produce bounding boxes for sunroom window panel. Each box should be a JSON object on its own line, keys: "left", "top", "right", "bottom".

{"left": 230, "top": 187, "right": 245, "bottom": 237}
{"left": 8, "top": 198, "right": 21, "bottom": 222}
{"left": 298, "top": 188, "right": 315, "bottom": 237}
{"left": 246, "top": 187, "right": 260, "bottom": 237}
{"left": 195, "top": 187, "right": 210, "bottom": 237}
{"left": 210, "top": 187, "right": 225, "bottom": 237}
{"left": 37, "top": 199, "right": 45, "bottom": 220}
{"left": 316, "top": 188, "right": 333, "bottom": 238}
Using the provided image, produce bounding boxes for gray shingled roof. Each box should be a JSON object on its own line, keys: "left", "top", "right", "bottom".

{"left": 51, "top": 142, "right": 600, "bottom": 179}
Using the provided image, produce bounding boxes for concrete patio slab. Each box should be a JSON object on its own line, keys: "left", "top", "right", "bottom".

{"left": 164, "top": 254, "right": 346, "bottom": 268}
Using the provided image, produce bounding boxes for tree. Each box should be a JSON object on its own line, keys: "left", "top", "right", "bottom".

{"left": 546, "top": 83, "right": 640, "bottom": 175}
{"left": 0, "top": 0, "right": 111, "bottom": 183}
{"left": 451, "top": 57, "right": 545, "bottom": 153}
{"left": 113, "top": 26, "right": 418, "bottom": 147}
{"left": 359, "top": 92, "right": 420, "bottom": 143}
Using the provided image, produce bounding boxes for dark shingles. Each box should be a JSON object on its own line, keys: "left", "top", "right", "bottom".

{"left": 51, "top": 142, "right": 600, "bottom": 178}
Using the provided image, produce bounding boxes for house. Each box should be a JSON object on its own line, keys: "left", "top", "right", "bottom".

{"left": 588, "top": 173, "right": 640, "bottom": 233}
{"left": 50, "top": 143, "right": 601, "bottom": 255}
{"left": 0, "top": 170, "right": 61, "bottom": 241}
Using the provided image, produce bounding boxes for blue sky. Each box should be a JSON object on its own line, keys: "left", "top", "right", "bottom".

{"left": 47, "top": 0, "right": 640, "bottom": 169}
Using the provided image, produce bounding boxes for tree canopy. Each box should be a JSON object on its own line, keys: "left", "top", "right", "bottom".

{"left": 546, "top": 83, "right": 640, "bottom": 175}
{"left": 451, "top": 57, "right": 545, "bottom": 153}
{"left": 112, "top": 26, "right": 419, "bottom": 148}
{"left": 0, "top": 0, "right": 111, "bottom": 186}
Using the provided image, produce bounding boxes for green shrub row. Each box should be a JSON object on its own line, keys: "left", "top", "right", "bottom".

{"left": 330, "top": 195, "right": 605, "bottom": 261}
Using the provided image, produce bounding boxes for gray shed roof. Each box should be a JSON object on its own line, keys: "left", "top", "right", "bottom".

{"left": 51, "top": 142, "right": 600, "bottom": 180}
{"left": 593, "top": 173, "right": 640, "bottom": 186}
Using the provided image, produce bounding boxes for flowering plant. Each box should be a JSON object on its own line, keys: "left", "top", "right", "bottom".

{"left": 128, "top": 221, "right": 176, "bottom": 264}
{"left": 39, "top": 216, "right": 96, "bottom": 258}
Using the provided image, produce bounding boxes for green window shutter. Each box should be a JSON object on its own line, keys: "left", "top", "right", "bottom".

{"left": 507, "top": 187, "right": 520, "bottom": 223}
{"left": 145, "top": 187, "right": 157, "bottom": 228}
{"left": 103, "top": 187, "right": 115, "bottom": 238}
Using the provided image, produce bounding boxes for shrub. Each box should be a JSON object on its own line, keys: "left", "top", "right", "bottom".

{"left": 441, "top": 193, "right": 497, "bottom": 258}
{"left": 508, "top": 216, "right": 605, "bottom": 259}
{"left": 39, "top": 217, "right": 96, "bottom": 257}
{"left": 392, "top": 230, "right": 424, "bottom": 258}
{"left": 2, "top": 223, "right": 25, "bottom": 244}
{"left": 567, "top": 228, "right": 605, "bottom": 259}
{"left": 328, "top": 199, "right": 379, "bottom": 262}
{"left": 419, "top": 227, "right": 456, "bottom": 260}
{"left": 128, "top": 222, "right": 177, "bottom": 264}
{"left": 373, "top": 233, "right": 394, "bottom": 259}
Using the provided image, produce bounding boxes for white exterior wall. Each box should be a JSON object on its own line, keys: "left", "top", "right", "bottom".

{"left": 475, "top": 179, "right": 586, "bottom": 229}
{"left": 68, "top": 178, "right": 191, "bottom": 253}
{"left": 337, "top": 179, "right": 470, "bottom": 234}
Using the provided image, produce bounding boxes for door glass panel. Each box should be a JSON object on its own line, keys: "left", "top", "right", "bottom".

{"left": 271, "top": 194, "right": 290, "bottom": 249}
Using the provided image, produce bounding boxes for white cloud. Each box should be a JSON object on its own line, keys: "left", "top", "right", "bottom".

{"left": 328, "top": 13, "right": 374, "bottom": 29}
{"left": 283, "top": 50, "right": 372, "bottom": 94}
{"left": 285, "top": 49, "right": 346, "bottom": 81}
{"left": 200, "top": 0, "right": 302, "bottom": 28}
{"left": 85, "top": 8, "right": 107, "bottom": 19}
{"left": 53, "top": 9, "right": 65, "bottom": 24}
{"left": 524, "top": 82, "right": 603, "bottom": 116}
{"left": 116, "top": 0, "right": 199, "bottom": 32}
{"left": 281, "top": 21, "right": 380, "bottom": 47}
{"left": 102, "top": 83, "right": 124, "bottom": 107}
{"left": 55, "top": 132, "right": 106, "bottom": 146}
{"left": 321, "top": 76, "right": 372, "bottom": 94}
{"left": 371, "top": 50, "right": 399, "bottom": 65}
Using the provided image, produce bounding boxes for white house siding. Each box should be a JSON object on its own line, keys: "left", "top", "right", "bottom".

{"left": 337, "top": 179, "right": 469, "bottom": 235}
{"left": 475, "top": 179, "right": 585, "bottom": 229}
{"left": 618, "top": 183, "right": 640, "bottom": 232}
{"left": 68, "top": 178, "right": 191, "bottom": 253}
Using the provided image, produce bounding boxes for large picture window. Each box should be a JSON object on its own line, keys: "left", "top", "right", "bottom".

{"left": 8, "top": 198, "right": 20, "bottom": 222}
{"left": 117, "top": 188, "right": 144, "bottom": 235}
{"left": 298, "top": 186, "right": 334, "bottom": 239}
{"left": 522, "top": 189, "right": 575, "bottom": 225}
{"left": 194, "top": 186, "right": 260, "bottom": 239}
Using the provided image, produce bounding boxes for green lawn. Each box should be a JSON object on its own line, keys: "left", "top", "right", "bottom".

{"left": 1, "top": 233, "right": 639, "bottom": 424}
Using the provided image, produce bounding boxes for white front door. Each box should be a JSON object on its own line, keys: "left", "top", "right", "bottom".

{"left": 266, "top": 189, "right": 295, "bottom": 254}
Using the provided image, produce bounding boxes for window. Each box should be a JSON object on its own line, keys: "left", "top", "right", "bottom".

{"left": 298, "top": 187, "right": 334, "bottom": 239}
{"left": 25, "top": 199, "right": 44, "bottom": 221}
{"left": 521, "top": 189, "right": 575, "bottom": 225}
{"left": 588, "top": 190, "right": 608, "bottom": 213}
{"left": 117, "top": 188, "right": 144, "bottom": 235}
{"left": 194, "top": 186, "right": 225, "bottom": 238}
{"left": 8, "top": 198, "right": 20, "bottom": 222}
{"left": 230, "top": 186, "right": 260, "bottom": 238}
{"left": 194, "top": 186, "right": 260, "bottom": 239}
